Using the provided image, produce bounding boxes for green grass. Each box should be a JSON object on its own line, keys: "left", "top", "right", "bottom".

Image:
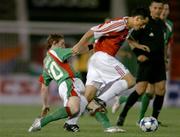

{"left": 0, "top": 105, "right": 180, "bottom": 137}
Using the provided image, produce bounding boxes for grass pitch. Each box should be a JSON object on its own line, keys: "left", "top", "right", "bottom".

{"left": 0, "top": 105, "right": 180, "bottom": 137}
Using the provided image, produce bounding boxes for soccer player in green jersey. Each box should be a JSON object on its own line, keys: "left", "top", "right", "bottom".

{"left": 28, "top": 34, "right": 88, "bottom": 132}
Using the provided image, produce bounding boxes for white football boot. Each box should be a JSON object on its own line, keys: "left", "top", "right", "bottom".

{"left": 28, "top": 118, "right": 41, "bottom": 132}
{"left": 104, "top": 126, "right": 126, "bottom": 133}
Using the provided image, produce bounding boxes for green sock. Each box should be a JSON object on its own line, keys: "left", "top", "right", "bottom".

{"left": 41, "top": 107, "right": 69, "bottom": 127}
{"left": 119, "top": 95, "right": 142, "bottom": 105}
{"left": 139, "top": 93, "right": 151, "bottom": 122}
{"left": 95, "top": 112, "right": 111, "bottom": 128}
{"left": 119, "top": 96, "right": 128, "bottom": 104}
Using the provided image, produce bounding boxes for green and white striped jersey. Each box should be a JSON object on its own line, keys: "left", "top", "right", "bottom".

{"left": 164, "top": 19, "right": 173, "bottom": 46}
{"left": 41, "top": 47, "right": 81, "bottom": 86}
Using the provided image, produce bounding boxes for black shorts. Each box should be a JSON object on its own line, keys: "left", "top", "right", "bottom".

{"left": 136, "top": 60, "right": 166, "bottom": 84}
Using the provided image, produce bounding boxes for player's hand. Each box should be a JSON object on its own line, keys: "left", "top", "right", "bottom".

{"left": 40, "top": 106, "right": 50, "bottom": 117}
{"left": 72, "top": 44, "right": 80, "bottom": 55}
{"left": 137, "top": 55, "right": 149, "bottom": 62}
{"left": 137, "top": 45, "right": 150, "bottom": 52}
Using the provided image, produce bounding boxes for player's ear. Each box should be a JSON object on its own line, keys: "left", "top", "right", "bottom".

{"left": 52, "top": 40, "right": 56, "bottom": 45}
{"left": 133, "top": 16, "right": 139, "bottom": 23}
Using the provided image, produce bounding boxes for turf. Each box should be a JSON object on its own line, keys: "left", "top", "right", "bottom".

{"left": 0, "top": 105, "right": 180, "bottom": 137}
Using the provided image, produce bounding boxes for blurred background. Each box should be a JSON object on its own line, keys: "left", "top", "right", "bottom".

{"left": 0, "top": 0, "right": 180, "bottom": 106}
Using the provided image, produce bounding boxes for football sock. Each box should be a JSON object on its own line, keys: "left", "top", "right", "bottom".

{"left": 139, "top": 93, "right": 151, "bottom": 122}
{"left": 119, "top": 94, "right": 142, "bottom": 105}
{"left": 41, "top": 107, "right": 69, "bottom": 127}
{"left": 98, "top": 79, "right": 128, "bottom": 102}
{"left": 119, "top": 96, "right": 128, "bottom": 104}
{"left": 120, "top": 91, "right": 140, "bottom": 118}
{"left": 152, "top": 95, "right": 164, "bottom": 119}
{"left": 95, "top": 112, "right": 111, "bottom": 128}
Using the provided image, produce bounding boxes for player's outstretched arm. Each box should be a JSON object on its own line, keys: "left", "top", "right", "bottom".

{"left": 40, "top": 83, "right": 50, "bottom": 117}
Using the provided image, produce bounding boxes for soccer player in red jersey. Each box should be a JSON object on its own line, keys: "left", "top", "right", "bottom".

{"left": 72, "top": 8, "right": 149, "bottom": 130}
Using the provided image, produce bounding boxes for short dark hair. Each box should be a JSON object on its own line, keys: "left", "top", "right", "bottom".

{"left": 163, "top": 0, "right": 169, "bottom": 4}
{"left": 46, "top": 34, "right": 64, "bottom": 50}
{"left": 150, "top": 0, "right": 164, "bottom": 4}
{"left": 131, "top": 7, "right": 150, "bottom": 19}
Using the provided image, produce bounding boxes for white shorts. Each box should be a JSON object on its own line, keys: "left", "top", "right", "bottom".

{"left": 58, "top": 78, "right": 85, "bottom": 106}
{"left": 86, "top": 51, "right": 129, "bottom": 90}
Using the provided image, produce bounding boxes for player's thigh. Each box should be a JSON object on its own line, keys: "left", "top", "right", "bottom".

{"left": 86, "top": 55, "right": 103, "bottom": 88}
{"left": 58, "top": 80, "right": 80, "bottom": 106}
{"left": 135, "top": 81, "right": 149, "bottom": 95}
{"left": 96, "top": 53, "right": 129, "bottom": 83}
{"left": 122, "top": 73, "right": 135, "bottom": 88}
{"left": 146, "top": 84, "right": 155, "bottom": 95}
{"left": 73, "top": 78, "right": 85, "bottom": 94}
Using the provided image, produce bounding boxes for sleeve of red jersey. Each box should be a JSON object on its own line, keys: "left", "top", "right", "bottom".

{"left": 39, "top": 75, "right": 44, "bottom": 84}
{"left": 91, "top": 19, "right": 126, "bottom": 39}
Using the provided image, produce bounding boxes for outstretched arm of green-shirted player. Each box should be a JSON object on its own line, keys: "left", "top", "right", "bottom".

{"left": 40, "top": 83, "right": 50, "bottom": 117}
{"left": 39, "top": 73, "right": 52, "bottom": 117}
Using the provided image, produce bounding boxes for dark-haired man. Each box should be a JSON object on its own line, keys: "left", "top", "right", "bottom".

{"left": 72, "top": 8, "right": 149, "bottom": 130}
{"left": 116, "top": 0, "right": 167, "bottom": 126}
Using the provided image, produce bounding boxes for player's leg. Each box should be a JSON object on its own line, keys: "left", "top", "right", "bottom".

{"left": 85, "top": 86, "right": 112, "bottom": 130}
{"left": 152, "top": 61, "right": 167, "bottom": 126}
{"left": 28, "top": 97, "right": 80, "bottom": 132}
{"left": 64, "top": 95, "right": 88, "bottom": 132}
{"left": 112, "top": 96, "right": 121, "bottom": 114}
{"left": 84, "top": 53, "right": 126, "bottom": 132}
{"left": 152, "top": 80, "right": 166, "bottom": 121}
{"left": 138, "top": 84, "right": 154, "bottom": 123}
{"left": 98, "top": 73, "right": 135, "bottom": 103}
{"left": 63, "top": 78, "right": 87, "bottom": 132}
{"left": 28, "top": 80, "right": 82, "bottom": 132}
{"left": 117, "top": 61, "right": 151, "bottom": 126}
{"left": 87, "top": 97, "right": 126, "bottom": 132}
{"left": 116, "top": 81, "right": 148, "bottom": 126}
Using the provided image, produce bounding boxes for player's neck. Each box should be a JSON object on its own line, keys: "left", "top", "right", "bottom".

{"left": 126, "top": 17, "right": 133, "bottom": 29}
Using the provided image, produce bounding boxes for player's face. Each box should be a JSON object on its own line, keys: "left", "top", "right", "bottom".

{"left": 55, "top": 39, "right": 65, "bottom": 48}
{"left": 149, "top": 2, "right": 163, "bottom": 19}
{"left": 133, "top": 16, "right": 149, "bottom": 30}
{"left": 160, "top": 4, "right": 170, "bottom": 20}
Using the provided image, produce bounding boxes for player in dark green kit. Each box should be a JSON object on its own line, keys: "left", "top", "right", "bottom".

{"left": 116, "top": 0, "right": 167, "bottom": 126}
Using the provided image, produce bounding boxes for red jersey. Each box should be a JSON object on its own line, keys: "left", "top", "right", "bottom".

{"left": 91, "top": 17, "right": 129, "bottom": 56}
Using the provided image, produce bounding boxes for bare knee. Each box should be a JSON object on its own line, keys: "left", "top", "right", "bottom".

{"left": 136, "top": 82, "right": 148, "bottom": 95}
{"left": 68, "top": 96, "right": 80, "bottom": 116}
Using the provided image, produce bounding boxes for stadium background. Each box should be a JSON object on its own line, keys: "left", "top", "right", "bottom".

{"left": 0, "top": 0, "right": 180, "bottom": 106}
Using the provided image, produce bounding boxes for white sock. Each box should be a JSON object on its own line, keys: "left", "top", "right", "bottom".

{"left": 66, "top": 95, "right": 88, "bottom": 125}
{"left": 98, "top": 79, "right": 128, "bottom": 102}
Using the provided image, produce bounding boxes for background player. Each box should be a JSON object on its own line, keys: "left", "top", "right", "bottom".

{"left": 116, "top": 0, "right": 167, "bottom": 126}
